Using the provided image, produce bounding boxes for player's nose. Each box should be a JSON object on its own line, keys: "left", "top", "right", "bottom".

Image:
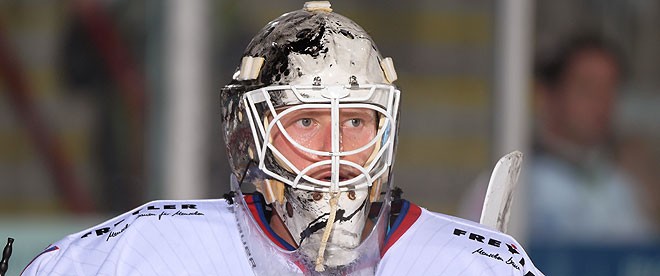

{"left": 311, "top": 121, "right": 342, "bottom": 155}
{"left": 318, "top": 122, "right": 333, "bottom": 153}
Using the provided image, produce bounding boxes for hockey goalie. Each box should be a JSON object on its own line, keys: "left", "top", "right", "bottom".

{"left": 22, "top": 2, "right": 544, "bottom": 275}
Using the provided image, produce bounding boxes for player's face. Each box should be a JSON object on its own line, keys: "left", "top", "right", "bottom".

{"left": 270, "top": 108, "right": 378, "bottom": 180}
{"left": 556, "top": 49, "right": 619, "bottom": 145}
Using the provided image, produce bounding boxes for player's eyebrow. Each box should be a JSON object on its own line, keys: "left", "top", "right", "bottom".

{"left": 339, "top": 109, "right": 377, "bottom": 119}
{"left": 283, "top": 108, "right": 376, "bottom": 118}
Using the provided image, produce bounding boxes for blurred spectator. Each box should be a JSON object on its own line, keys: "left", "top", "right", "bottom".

{"left": 528, "top": 34, "right": 655, "bottom": 243}
{"left": 617, "top": 135, "right": 660, "bottom": 231}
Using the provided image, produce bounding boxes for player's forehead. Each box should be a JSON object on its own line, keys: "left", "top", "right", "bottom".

{"left": 275, "top": 107, "right": 377, "bottom": 118}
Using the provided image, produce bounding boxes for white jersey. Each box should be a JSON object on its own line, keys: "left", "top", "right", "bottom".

{"left": 22, "top": 196, "right": 543, "bottom": 275}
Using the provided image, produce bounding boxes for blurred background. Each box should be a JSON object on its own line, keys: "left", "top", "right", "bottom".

{"left": 0, "top": 0, "right": 658, "bottom": 275}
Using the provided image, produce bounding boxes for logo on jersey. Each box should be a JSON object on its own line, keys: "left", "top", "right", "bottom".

{"left": 453, "top": 228, "right": 527, "bottom": 270}
{"left": 472, "top": 248, "right": 504, "bottom": 261}
{"left": 80, "top": 203, "right": 204, "bottom": 241}
{"left": 506, "top": 243, "right": 519, "bottom": 254}
{"left": 471, "top": 247, "right": 525, "bottom": 271}
{"left": 452, "top": 228, "right": 502, "bottom": 248}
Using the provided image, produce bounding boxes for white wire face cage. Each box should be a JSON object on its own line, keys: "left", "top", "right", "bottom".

{"left": 243, "top": 83, "right": 400, "bottom": 193}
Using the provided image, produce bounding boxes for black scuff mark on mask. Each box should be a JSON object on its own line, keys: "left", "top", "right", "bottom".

{"left": 339, "top": 29, "right": 354, "bottom": 39}
{"left": 261, "top": 25, "right": 277, "bottom": 41}
{"left": 289, "top": 24, "right": 328, "bottom": 58}
{"left": 242, "top": 10, "right": 376, "bottom": 87}
{"left": 250, "top": 15, "right": 332, "bottom": 85}
{"left": 298, "top": 199, "right": 367, "bottom": 244}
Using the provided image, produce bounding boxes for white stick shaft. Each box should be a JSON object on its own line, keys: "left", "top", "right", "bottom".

{"left": 479, "top": 151, "right": 523, "bottom": 233}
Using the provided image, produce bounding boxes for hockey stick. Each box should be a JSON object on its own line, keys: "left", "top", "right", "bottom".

{"left": 479, "top": 151, "right": 523, "bottom": 233}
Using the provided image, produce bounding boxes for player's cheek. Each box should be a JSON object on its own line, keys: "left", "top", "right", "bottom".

{"left": 284, "top": 125, "right": 320, "bottom": 147}
{"left": 275, "top": 140, "right": 318, "bottom": 170}
{"left": 345, "top": 144, "right": 376, "bottom": 167}
{"left": 344, "top": 126, "right": 372, "bottom": 141}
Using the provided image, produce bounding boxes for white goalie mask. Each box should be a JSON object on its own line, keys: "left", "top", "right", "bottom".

{"left": 221, "top": 1, "right": 400, "bottom": 272}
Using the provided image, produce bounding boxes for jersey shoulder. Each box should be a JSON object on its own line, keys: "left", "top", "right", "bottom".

{"left": 22, "top": 198, "right": 255, "bottom": 276}
{"left": 378, "top": 202, "right": 544, "bottom": 276}
{"left": 76, "top": 198, "right": 232, "bottom": 241}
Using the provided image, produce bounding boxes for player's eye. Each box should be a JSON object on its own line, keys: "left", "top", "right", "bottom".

{"left": 346, "top": 118, "right": 362, "bottom": 127}
{"left": 298, "top": 118, "right": 313, "bottom": 127}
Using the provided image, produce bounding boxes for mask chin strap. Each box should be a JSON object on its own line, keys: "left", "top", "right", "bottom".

{"left": 315, "top": 191, "right": 340, "bottom": 272}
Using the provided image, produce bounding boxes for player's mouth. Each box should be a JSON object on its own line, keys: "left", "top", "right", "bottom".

{"left": 311, "top": 170, "right": 358, "bottom": 182}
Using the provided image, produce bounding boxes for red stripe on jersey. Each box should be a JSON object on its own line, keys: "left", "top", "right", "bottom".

{"left": 245, "top": 195, "right": 292, "bottom": 250}
{"left": 380, "top": 203, "right": 422, "bottom": 256}
{"left": 245, "top": 194, "right": 307, "bottom": 273}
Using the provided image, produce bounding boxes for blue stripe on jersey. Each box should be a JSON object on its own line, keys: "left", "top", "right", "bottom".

{"left": 251, "top": 194, "right": 296, "bottom": 251}
{"left": 385, "top": 200, "right": 410, "bottom": 243}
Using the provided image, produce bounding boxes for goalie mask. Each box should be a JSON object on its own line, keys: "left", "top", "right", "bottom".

{"left": 221, "top": 1, "right": 400, "bottom": 272}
